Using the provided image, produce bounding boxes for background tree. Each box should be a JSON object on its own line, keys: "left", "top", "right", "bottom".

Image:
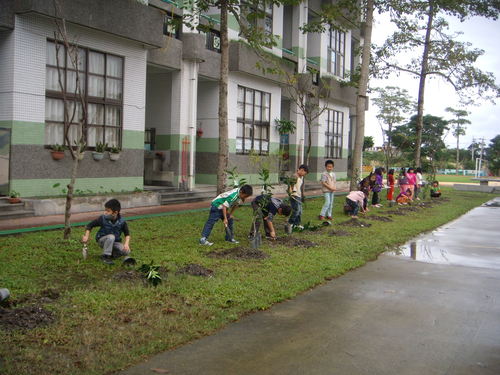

{"left": 390, "top": 114, "right": 449, "bottom": 171}
{"left": 374, "top": 0, "right": 500, "bottom": 168}
{"left": 363, "top": 136, "right": 374, "bottom": 151}
{"left": 445, "top": 107, "right": 470, "bottom": 175}
{"left": 371, "top": 85, "right": 416, "bottom": 171}
{"left": 486, "top": 135, "right": 500, "bottom": 176}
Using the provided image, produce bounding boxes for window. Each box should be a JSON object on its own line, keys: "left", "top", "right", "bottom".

{"left": 325, "top": 109, "right": 343, "bottom": 159}
{"left": 204, "top": 29, "right": 221, "bottom": 52}
{"left": 328, "top": 28, "right": 346, "bottom": 77}
{"left": 237, "top": 86, "right": 271, "bottom": 155}
{"left": 240, "top": 0, "right": 273, "bottom": 36}
{"left": 45, "top": 41, "right": 124, "bottom": 148}
{"left": 164, "top": 14, "right": 181, "bottom": 39}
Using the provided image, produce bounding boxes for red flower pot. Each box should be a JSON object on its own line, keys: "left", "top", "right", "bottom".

{"left": 51, "top": 151, "right": 65, "bottom": 160}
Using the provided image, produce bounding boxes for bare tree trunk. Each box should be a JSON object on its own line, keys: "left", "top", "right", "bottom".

{"left": 63, "top": 157, "right": 79, "bottom": 239}
{"left": 414, "top": 0, "right": 434, "bottom": 168}
{"left": 350, "top": 0, "right": 373, "bottom": 190}
{"left": 305, "top": 119, "right": 312, "bottom": 165}
{"left": 216, "top": 0, "right": 229, "bottom": 195}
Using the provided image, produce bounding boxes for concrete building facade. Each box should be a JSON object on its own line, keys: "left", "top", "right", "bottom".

{"left": 0, "top": 0, "right": 360, "bottom": 197}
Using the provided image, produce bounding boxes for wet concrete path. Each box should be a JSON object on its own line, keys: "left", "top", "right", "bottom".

{"left": 120, "top": 198, "right": 500, "bottom": 375}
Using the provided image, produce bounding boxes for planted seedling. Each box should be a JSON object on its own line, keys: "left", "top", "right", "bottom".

{"left": 138, "top": 261, "right": 162, "bottom": 287}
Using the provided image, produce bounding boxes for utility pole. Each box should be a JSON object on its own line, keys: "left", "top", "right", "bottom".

{"left": 477, "top": 138, "right": 485, "bottom": 177}
{"left": 471, "top": 137, "right": 475, "bottom": 162}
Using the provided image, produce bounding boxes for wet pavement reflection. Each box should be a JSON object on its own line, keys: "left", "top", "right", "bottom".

{"left": 387, "top": 197, "right": 500, "bottom": 270}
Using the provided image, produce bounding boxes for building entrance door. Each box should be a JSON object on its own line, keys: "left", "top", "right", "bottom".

{"left": 0, "top": 127, "right": 11, "bottom": 196}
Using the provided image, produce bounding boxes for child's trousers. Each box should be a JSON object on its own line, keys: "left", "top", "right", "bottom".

{"left": 288, "top": 197, "right": 302, "bottom": 226}
{"left": 98, "top": 234, "right": 128, "bottom": 257}
{"left": 201, "top": 206, "right": 234, "bottom": 240}
{"left": 345, "top": 198, "right": 360, "bottom": 216}
{"left": 320, "top": 192, "right": 334, "bottom": 217}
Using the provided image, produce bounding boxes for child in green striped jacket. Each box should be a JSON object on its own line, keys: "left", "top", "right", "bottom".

{"left": 199, "top": 185, "right": 253, "bottom": 246}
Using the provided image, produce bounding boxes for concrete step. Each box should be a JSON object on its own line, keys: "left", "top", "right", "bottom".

{"left": 161, "top": 195, "right": 211, "bottom": 205}
{"left": 0, "top": 201, "right": 28, "bottom": 212}
{"left": 0, "top": 209, "right": 36, "bottom": 220}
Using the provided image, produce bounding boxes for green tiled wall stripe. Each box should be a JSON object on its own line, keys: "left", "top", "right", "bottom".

{"left": 123, "top": 130, "right": 145, "bottom": 150}
{"left": 291, "top": 46, "right": 305, "bottom": 59}
{"left": 206, "top": 13, "right": 240, "bottom": 32}
{"left": 0, "top": 120, "right": 13, "bottom": 129}
{"left": 196, "top": 139, "right": 278, "bottom": 154}
{"left": 10, "top": 121, "right": 45, "bottom": 145}
{"left": 11, "top": 177, "right": 143, "bottom": 197}
{"left": 195, "top": 173, "right": 279, "bottom": 186}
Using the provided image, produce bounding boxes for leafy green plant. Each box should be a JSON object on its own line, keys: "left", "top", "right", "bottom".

{"left": 8, "top": 190, "right": 20, "bottom": 198}
{"left": 94, "top": 142, "right": 108, "bottom": 153}
{"left": 275, "top": 119, "right": 296, "bottom": 135}
{"left": 138, "top": 261, "right": 162, "bottom": 287}
{"left": 225, "top": 167, "right": 247, "bottom": 188}
{"left": 292, "top": 221, "right": 322, "bottom": 232}
{"left": 108, "top": 146, "right": 121, "bottom": 154}
{"left": 51, "top": 144, "right": 66, "bottom": 152}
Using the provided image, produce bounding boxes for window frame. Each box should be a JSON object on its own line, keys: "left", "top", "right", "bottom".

{"left": 240, "top": 0, "right": 273, "bottom": 36}
{"left": 45, "top": 39, "right": 124, "bottom": 149}
{"left": 325, "top": 109, "right": 344, "bottom": 159}
{"left": 237, "top": 85, "right": 271, "bottom": 155}
{"left": 328, "top": 28, "right": 346, "bottom": 78}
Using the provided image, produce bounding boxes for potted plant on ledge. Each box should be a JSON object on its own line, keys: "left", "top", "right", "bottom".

{"left": 50, "top": 144, "right": 66, "bottom": 160}
{"left": 108, "top": 146, "right": 121, "bottom": 161}
{"left": 92, "top": 142, "right": 107, "bottom": 161}
{"left": 8, "top": 191, "right": 21, "bottom": 204}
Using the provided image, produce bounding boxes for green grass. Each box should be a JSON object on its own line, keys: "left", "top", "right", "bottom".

{"left": 0, "top": 189, "right": 494, "bottom": 375}
{"left": 432, "top": 174, "right": 477, "bottom": 183}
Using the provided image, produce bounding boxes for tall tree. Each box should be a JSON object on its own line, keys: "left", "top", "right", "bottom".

{"left": 390, "top": 113, "right": 449, "bottom": 171}
{"left": 486, "top": 135, "right": 500, "bottom": 176}
{"left": 445, "top": 107, "right": 470, "bottom": 175}
{"left": 374, "top": 0, "right": 500, "bottom": 167}
{"left": 363, "top": 136, "right": 374, "bottom": 151}
{"left": 371, "top": 86, "right": 416, "bottom": 171}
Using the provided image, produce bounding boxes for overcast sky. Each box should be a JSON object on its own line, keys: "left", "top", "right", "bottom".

{"left": 365, "top": 12, "right": 500, "bottom": 149}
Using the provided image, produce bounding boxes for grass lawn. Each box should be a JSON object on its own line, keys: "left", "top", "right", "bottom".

{"left": 433, "top": 174, "right": 477, "bottom": 183}
{"left": 0, "top": 188, "right": 495, "bottom": 375}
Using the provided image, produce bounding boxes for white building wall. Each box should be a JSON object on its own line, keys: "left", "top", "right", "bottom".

{"left": 11, "top": 14, "right": 147, "bottom": 132}
{"left": 145, "top": 71, "right": 172, "bottom": 134}
{"left": 197, "top": 81, "right": 219, "bottom": 138}
{"left": 0, "top": 31, "right": 14, "bottom": 121}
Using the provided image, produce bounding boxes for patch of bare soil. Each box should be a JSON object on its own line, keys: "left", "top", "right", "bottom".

{"left": 365, "top": 215, "right": 393, "bottom": 222}
{"left": 385, "top": 209, "right": 407, "bottom": 216}
{"left": 207, "top": 247, "right": 269, "bottom": 260}
{"left": 270, "top": 236, "right": 317, "bottom": 248}
{"left": 112, "top": 270, "right": 143, "bottom": 282}
{"left": 13, "top": 288, "right": 60, "bottom": 306}
{"left": 339, "top": 218, "right": 372, "bottom": 227}
{"left": 0, "top": 306, "right": 56, "bottom": 330}
{"left": 176, "top": 263, "right": 214, "bottom": 277}
{"left": 328, "top": 230, "right": 351, "bottom": 237}
{"left": 402, "top": 206, "right": 419, "bottom": 212}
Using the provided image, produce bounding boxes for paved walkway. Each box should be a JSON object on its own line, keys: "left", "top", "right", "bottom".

{"left": 119, "top": 197, "right": 500, "bottom": 375}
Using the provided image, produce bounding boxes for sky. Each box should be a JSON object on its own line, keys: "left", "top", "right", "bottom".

{"left": 365, "top": 12, "right": 500, "bottom": 149}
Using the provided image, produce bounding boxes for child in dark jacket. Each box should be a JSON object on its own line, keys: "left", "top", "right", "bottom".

{"left": 82, "top": 199, "right": 131, "bottom": 265}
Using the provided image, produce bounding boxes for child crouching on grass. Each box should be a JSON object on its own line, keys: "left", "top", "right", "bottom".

{"left": 199, "top": 184, "right": 253, "bottom": 246}
{"left": 82, "top": 199, "right": 131, "bottom": 265}
{"left": 430, "top": 181, "right": 442, "bottom": 198}
{"left": 344, "top": 190, "right": 366, "bottom": 219}
{"left": 396, "top": 189, "right": 412, "bottom": 205}
{"left": 249, "top": 195, "right": 291, "bottom": 240}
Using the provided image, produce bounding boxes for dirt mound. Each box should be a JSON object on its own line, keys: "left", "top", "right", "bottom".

{"left": 328, "top": 230, "right": 351, "bottom": 237}
{"left": 176, "top": 264, "right": 214, "bottom": 277}
{"left": 402, "top": 206, "right": 419, "bottom": 212}
{"left": 207, "top": 247, "right": 269, "bottom": 260}
{"left": 113, "top": 270, "right": 143, "bottom": 281}
{"left": 365, "top": 215, "right": 393, "bottom": 222}
{"left": 339, "top": 218, "right": 372, "bottom": 227}
{"left": 0, "top": 306, "right": 55, "bottom": 330}
{"left": 385, "top": 209, "right": 407, "bottom": 216}
{"left": 14, "top": 288, "right": 61, "bottom": 306}
{"left": 271, "top": 236, "right": 317, "bottom": 248}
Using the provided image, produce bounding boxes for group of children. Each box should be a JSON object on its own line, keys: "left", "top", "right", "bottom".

{"left": 83, "top": 162, "right": 441, "bottom": 263}
{"left": 345, "top": 167, "right": 442, "bottom": 218}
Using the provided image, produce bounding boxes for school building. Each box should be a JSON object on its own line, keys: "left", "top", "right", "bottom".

{"left": 0, "top": 0, "right": 360, "bottom": 197}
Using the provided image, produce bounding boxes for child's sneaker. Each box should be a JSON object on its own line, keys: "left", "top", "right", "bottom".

{"left": 100, "top": 254, "right": 114, "bottom": 265}
{"left": 226, "top": 238, "right": 239, "bottom": 244}
{"left": 199, "top": 237, "right": 213, "bottom": 246}
{"left": 294, "top": 225, "right": 304, "bottom": 230}
{"left": 327, "top": 216, "right": 333, "bottom": 220}
{"left": 318, "top": 215, "right": 325, "bottom": 221}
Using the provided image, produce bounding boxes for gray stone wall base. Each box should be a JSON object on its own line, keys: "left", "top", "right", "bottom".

{"left": 453, "top": 184, "right": 497, "bottom": 193}
{"left": 25, "top": 192, "right": 161, "bottom": 216}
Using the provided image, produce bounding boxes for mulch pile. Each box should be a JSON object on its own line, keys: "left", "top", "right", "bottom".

{"left": 112, "top": 270, "right": 143, "bottom": 282}
{"left": 328, "top": 229, "right": 351, "bottom": 237}
{"left": 270, "top": 236, "right": 317, "bottom": 248}
{"left": 176, "top": 263, "right": 214, "bottom": 277}
{"left": 339, "top": 218, "right": 372, "bottom": 228}
{"left": 365, "top": 215, "right": 393, "bottom": 222}
{"left": 0, "top": 306, "right": 56, "bottom": 330}
{"left": 207, "top": 247, "right": 269, "bottom": 260}
{"left": 385, "top": 209, "right": 407, "bottom": 216}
